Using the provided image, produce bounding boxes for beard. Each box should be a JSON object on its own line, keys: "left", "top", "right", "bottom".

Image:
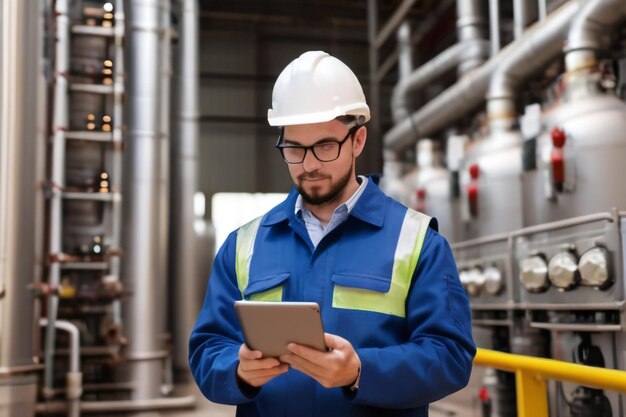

{"left": 296, "top": 160, "right": 354, "bottom": 206}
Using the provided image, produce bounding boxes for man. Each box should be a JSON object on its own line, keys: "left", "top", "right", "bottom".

{"left": 189, "top": 51, "right": 475, "bottom": 417}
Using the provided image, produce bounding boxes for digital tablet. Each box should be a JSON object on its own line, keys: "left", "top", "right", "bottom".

{"left": 234, "top": 301, "right": 327, "bottom": 358}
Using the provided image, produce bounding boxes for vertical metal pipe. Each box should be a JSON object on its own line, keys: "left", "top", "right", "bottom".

{"left": 538, "top": 0, "right": 548, "bottom": 21}
{"left": 397, "top": 22, "right": 413, "bottom": 80}
{"left": 0, "top": 0, "right": 43, "bottom": 415}
{"left": 43, "top": 0, "right": 70, "bottom": 399}
{"left": 367, "top": 0, "right": 382, "bottom": 173}
{"left": 159, "top": 0, "right": 173, "bottom": 393}
{"left": 123, "top": 0, "right": 165, "bottom": 400}
{"left": 513, "top": 0, "right": 538, "bottom": 40}
{"left": 172, "top": 0, "right": 201, "bottom": 373}
{"left": 489, "top": 0, "right": 501, "bottom": 56}
{"left": 110, "top": 0, "right": 125, "bottom": 328}
{"left": 457, "top": 0, "right": 487, "bottom": 75}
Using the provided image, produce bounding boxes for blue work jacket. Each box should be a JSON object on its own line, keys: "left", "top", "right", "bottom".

{"left": 189, "top": 179, "right": 475, "bottom": 417}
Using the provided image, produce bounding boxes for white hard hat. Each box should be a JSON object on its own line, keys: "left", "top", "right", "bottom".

{"left": 267, "top": 51, "right": 371, "bottom": 126}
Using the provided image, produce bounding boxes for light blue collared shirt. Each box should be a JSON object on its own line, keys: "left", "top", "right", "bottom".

{"left": 295, "top": 176, "right": 369, "bottom": 248}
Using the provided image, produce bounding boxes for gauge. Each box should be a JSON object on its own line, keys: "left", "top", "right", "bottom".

{"left": 465, "top": 267, "right": 485, "bottom": 297}
{"left": 519, "top": 255, "right": 549, "bottom": 293}
{"left": 578, "top": 246, "right": 612, "bottom": 289}
{"left": 483, "top": 266, "right": 503, "bottom": 295}
{"left": 548, "top": 251, "right": 579, "bottom": 290}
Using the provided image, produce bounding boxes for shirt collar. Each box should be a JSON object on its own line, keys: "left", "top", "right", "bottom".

{"left": 262, "top": 176, "right": 386, "bottom": 228}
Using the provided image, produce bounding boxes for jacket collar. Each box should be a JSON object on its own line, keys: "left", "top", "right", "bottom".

{"left": 261, "top": 177, "right": 386, "bottom": 228}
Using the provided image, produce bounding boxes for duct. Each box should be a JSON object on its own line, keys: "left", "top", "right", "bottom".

{"left": 171, "top": 0, "right": 202, "bottom": 373}
{"left": 390, "top": 0, "right": 489, "bottom": 123}
{"left": 122, "top": 0, "right": 166, "bottom": 400}
{"left": 564, "top": 0, "right": 626, "bottom": 72}
{"left": 487, "top": 0, "right": 578, "bottom": 127}
{"left": 43, "top": 0, "right": 70, "bottom": 400}
{"left": 39, "top": 319, "right": 82, "bottom": 417}
{"left": 384, "top": 1, "right": 579, "bottom": 153}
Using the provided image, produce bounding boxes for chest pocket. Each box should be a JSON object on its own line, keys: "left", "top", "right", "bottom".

{"left": 332, "top": 273, "right": 406, "bottom": 317}
{"left": 332, "top": 209, "right": 432, "bottom": 318}
{"left": 244, "top": 273, "right": 290, "bottom": 302}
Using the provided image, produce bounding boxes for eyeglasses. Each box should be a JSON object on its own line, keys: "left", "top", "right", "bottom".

{"left": 275, "top": 125, "right": 360, "bottom": 164}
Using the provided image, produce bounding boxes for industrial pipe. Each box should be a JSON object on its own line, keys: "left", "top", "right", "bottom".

{"left": 171, "top": 0, "right": 202, "bottom": 373}
{"left": 486, "top": 0, "right": 579, "bottom": 127}
{"left": 390, "top": 0, "right": 489, "bottom": 123}
{"left": 39, "top": 319, "right": 82, "bottom": 417}
{"left": 384, "top": 1, "right": 579, "bottom": 153}
{"left": 43, "top": 0, "right": 70, "bottom": 400}
{"left": 122, "top": 0, "right": 166, "bottom": 400}
{"left": 564, "top": 0, "right": 626, "bottom": 72}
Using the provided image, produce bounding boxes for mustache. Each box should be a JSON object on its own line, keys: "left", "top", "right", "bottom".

{"left": 298, "top": 173, "right": 329, "bottom": 181}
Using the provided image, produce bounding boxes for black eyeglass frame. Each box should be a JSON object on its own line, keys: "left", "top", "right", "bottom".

{"left": 275, "top": 124, "right": 361, "bottom": 164}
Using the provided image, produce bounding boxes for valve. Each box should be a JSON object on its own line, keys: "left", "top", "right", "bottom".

{"left": 467, "top": 163, "right": 479, "bottom": 217}
{"left": 550, "top": 127, "right": 566, "bottom": 192}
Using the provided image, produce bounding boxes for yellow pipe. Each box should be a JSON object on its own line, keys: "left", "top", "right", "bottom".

{"left": 474, "top": 348, "right": 626, "bottom": 394}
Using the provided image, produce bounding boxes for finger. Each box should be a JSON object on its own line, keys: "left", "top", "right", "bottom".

{"left": 323, "top": 333, "right": 347, "bottom": 350}
{"left": 239, "top": 344, "right": 263, "bottom": 360}
{"left": 240, "top": 357, "right": 284, "bottom": 372}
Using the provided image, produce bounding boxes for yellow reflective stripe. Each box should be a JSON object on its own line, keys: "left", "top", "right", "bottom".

{"left": 332, "top": 209, "right": 431, "bottom": 317}
{"left": 235, "top": 216, "right": 263, "bottom": 298}
{"left": 249, "top": 286, "right": 283, "bottom": 302}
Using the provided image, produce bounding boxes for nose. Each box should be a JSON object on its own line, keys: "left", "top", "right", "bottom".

{"left": 302, "top": 149, "right": 322, "bottom": 173}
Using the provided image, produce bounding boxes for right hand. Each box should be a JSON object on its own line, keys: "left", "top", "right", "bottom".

{"left": 237, "top": 344, "right": 289, "bottom": 387}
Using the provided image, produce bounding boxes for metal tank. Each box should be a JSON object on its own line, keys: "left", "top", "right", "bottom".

{"left": 460, "top": 129, "right": 524, "bottom": 240}
{"left": 413, "top": 139, "right": 457, "bottom": 241}
{"left": 526, "top": 74, "right": 626, "bottom": 225}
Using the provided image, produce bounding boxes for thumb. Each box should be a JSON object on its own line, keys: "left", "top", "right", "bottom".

{"left": 324, "top": 333, "right": 347, "bottom": 350}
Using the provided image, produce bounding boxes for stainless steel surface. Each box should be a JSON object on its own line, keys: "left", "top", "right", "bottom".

{"left": 565, "top": 0, "right": 626, "bottom": 72}
{"left": 0, "top": 3, "right": 43, "bottom": 416}
{"left": 529, "top": 322, "right": 623, "bottom": 332}
{"left": 35, "top": 395, "right": 196, "bottom": 413}
{"left": 384, "top": 0, "right": 579, "bottom": 153}
{"left": 396, "top": 22, "right": 412, "bottom": 81}
{"left": 513, "top": 0, "right": 538, "bottom": 40}
{"left": 122, "top": 0, "right": 167, "bottom": 400}
{"left": 171, "top": 0, "right": 205, "bottom": 373}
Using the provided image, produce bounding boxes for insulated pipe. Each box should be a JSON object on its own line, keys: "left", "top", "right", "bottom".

{"left": 564, "top": 0, "right": 626, "bottom": 73}
{"left": 487, "top": 0, "right": 577, "bottom": 127}
{"left": 43, "top": 0, "right": 70, "bottom": 400}
{"left": 122, "top": 0, "right": 165, "bottom": 400}
{"left": 39, "top": 319, "right": 82, "bottom": 417}
{"left": 384, "top": 1, "right": 579, "bottom": 153}
{"left": 171, "top": 0, "right": 201, "bottom": 372}
{"left": 390, "top": 0, "right": 489, "bottom": 123}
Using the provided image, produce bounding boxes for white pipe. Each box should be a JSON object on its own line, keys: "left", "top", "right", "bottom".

{"left": 39, "top": 318, "right": 82, "bottom": 417}
{"left": 397, "top": 22, "right": 413, "bottom": 80}
{"left": 486, "top": 0, "right": 578, "bottom": 127}
{"left": 564, "top": 0, "right": 626, "bottom": 73}
{"left": 43, "top": 0, "right": 70, "bottom": 400}
{"left": 488, "top": 0, "right": 500, "bottom": 56}
{"left": 384, "top": 1, "right": 579, "bottom": 153}
{"left": 390, "top": 0, "right": 489, "bottom": 123}
{"left": 538, "top": 0, "right": 548, "bottom": 21}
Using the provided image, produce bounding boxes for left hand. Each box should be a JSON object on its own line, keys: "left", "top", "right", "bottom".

{"left": 279, "top": 333, "right": 360, "bottom": 388}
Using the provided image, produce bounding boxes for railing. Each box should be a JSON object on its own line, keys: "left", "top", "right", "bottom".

{"left": 474, "top": 348, "right": 626, "bottom": 417}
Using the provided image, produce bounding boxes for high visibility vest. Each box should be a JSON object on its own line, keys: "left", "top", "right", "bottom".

{"left": 235, "top": 209, "right": 431, "bottom": 318}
